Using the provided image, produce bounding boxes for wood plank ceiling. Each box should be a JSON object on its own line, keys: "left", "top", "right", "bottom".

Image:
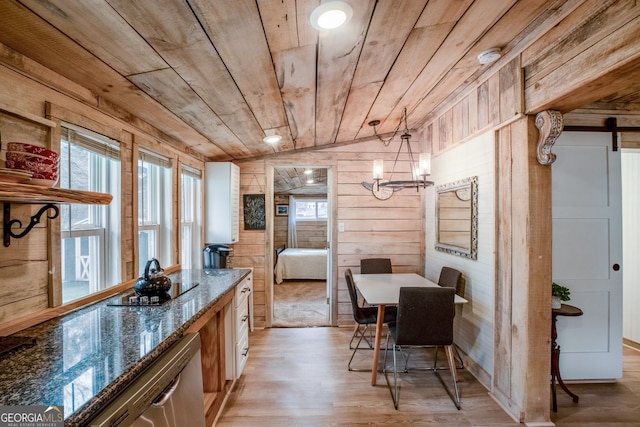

{"left": 0, "top": 0, "right": 583, "bottom": 160}
{"left": 2, "top": 0, "right": 638, "bottom": 189}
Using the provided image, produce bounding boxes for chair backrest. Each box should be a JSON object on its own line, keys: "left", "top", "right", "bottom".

{"left": 345, "top": 268, "right": 370, "bottom": 323}
{"left": 438, "top": 266, "right": 462, "bottom": 294}
{"left": 393, "top": 287, "right": 456, "bottom": 346}
{"left": 360, "top": 258, "right": 392, "bottom": 274}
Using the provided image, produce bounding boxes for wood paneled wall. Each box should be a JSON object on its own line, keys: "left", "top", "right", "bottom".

{"left": 236, "top": 140, "right": 426, "bottom": 328}
{"left": 0, "top": 61, "right": 204, "bottom": 329}
{"left": 425, "top": 56, "right": 523, "bottom": 156}
{"left": 0, "top": 111, "right": 51, "bottom": 323}
{"left": 522, "top": 0, "right": 640, "bottom": 114}
{"left": 233, "top": 160, "right": 267, "bottom": 325}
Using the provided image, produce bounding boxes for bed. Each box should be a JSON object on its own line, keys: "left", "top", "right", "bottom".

{"left": 274, "top": 248, "right": 327, "bottom": 284}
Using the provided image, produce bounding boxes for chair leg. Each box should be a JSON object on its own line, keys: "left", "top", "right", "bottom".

{"left": 348, "top": 325, "right": 370, "bottom": 371}
{"left": 349, "top": 323, "right": 359, "bottom": 348}
{"left": 383, "top": 342, "right": 400, "bottom": 409}
{"left": 349, "top": 323, "right": 374, "bottom": 350}
{"left": 433, "top": 345, "right": 461, "bottom": 409}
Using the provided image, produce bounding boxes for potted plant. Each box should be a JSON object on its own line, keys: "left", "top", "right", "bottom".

{"left": 552, "top": 282, "right": 570, "bottom": 309}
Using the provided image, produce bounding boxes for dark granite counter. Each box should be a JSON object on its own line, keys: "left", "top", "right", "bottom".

{"left": 0, "top": 268, "right": 250, "bottom": 426}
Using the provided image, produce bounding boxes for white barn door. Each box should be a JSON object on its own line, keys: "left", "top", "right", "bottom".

{"left": 552, "top": 131, "right": 623, "bottom": 380}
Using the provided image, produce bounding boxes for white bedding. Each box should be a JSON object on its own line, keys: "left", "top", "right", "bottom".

{"left": 274, "top": 248, "right": 327, "bottom": 284}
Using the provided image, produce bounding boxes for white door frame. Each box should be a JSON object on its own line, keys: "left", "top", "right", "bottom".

{"left": 265, "top": 163, "right": 337, "bottom": 327}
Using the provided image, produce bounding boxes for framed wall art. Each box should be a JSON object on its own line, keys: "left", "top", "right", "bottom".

{"left": 243, "top": 194, "right": 266, "bottom": 230}
{"left": 276, "top": 204, "right": 288, "bottom": 216}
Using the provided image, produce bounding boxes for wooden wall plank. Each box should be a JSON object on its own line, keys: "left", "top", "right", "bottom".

{"left": 493, "top": 126, "right": 513, "bottom": 402}
{"left": 525, "top": 6, "right": 640, "bottom": 112}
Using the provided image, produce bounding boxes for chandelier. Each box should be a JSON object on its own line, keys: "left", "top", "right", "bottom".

{"left": 362, "top": 108, "right": 433, "bottom": 200}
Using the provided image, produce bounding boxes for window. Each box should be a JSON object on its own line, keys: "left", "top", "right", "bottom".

{"left": 294, "top": 199, "right": 328, "bottom": 221}
{"left": 60, "top": 125, "right": 121, "bottom": 303}
{"left": 181, "top": 166, "right": 202, "bottom": 269}
{"left": 138, "top": 149, "right": 173, "bottom": 274}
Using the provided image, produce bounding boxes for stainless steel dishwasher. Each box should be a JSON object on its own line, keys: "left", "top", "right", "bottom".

{"left": 90, "top": 333, "right": 206, "bottom": 427}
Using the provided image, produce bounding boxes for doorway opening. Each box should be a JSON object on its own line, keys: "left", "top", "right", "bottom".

{"left": 270, "top": 166, "right": 332, "bottom": 327}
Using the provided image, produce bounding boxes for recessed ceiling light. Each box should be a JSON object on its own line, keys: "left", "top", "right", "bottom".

{"left": 477, "top": 48, "right": 502, "bottom": 65}
{"left": 310, "top": 1, "right": 353, "bottom": 30}
{"left": 263, "top": 133, "right": 282, "bottom": 144}
{"left": 304, "top": 169, "right": 313, "bottom": 175}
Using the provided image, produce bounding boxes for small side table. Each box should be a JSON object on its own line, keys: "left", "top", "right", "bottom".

{"left": 551, "top": 303, "right": 583, "bottom": 412}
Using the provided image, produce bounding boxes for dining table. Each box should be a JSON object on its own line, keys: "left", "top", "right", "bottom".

{"left": 352, "top": 272, "right": 468, "bottom": 386}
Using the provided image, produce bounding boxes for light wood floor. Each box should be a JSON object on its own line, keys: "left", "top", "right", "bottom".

{"left": 216, "top": 327, "right": 640, "bottom": 426}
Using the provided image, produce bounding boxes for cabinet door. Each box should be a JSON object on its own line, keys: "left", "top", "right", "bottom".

{"left": 205, "top": 162, "right": 239, "bottom": 244}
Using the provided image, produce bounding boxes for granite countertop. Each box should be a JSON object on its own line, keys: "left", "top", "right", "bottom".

{"left": 0, "top": 268, "right": 250, "bottom": 426}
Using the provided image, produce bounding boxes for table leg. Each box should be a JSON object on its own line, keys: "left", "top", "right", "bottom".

{"left": 371, "top": 304, "right": 385, "bottom": 386}
{"left": 550, "top": 313, "right": 579, "bottom": 411}
{"left": 551, "top": 344, "right": 579, "bottom": 411}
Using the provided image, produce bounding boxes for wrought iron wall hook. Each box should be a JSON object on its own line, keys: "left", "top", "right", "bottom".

{"left": 3, "top": 203, "right": 59, "bottom": 247}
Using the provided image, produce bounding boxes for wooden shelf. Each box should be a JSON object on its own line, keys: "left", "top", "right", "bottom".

{"left": 0, "top": 182, "right": 112, "bottom": 204}
{"left": 1, "top": 183, "right": 112, "bottom": 246}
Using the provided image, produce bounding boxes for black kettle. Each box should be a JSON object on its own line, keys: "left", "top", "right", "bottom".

{"left": 135, "top": 258, "right": 172, "bottom": 296}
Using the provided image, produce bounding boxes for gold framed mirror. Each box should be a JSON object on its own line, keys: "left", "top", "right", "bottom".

{"left": 435, "top": 176, "right": 478, "bottom": 260}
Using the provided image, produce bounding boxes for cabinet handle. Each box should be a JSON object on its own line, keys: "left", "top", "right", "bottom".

{"left": 241, "top": 315, "right": 249, "bottom": 322}
{"left": 242, "top": 347, "right": 249, "bottom": 357}
{"left": 241, "top": 287, "right": 251, "bottom": 294}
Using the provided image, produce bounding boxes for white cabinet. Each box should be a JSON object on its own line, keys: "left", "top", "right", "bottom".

{"left": 205, "top": 162, "right": 240, "bottom": 244}
{"left": 225, "top": 272, "right": 253, "bottom": 380}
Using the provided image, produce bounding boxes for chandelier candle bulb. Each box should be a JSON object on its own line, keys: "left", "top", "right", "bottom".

{"left": 419, "top": 153, "right": 431, "bottom": 176}
{"left": 373, "top": 159, "right": 384, "bottom": 180}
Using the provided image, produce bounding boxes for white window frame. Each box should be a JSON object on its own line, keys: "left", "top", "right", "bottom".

{"left": 138, "top": 149, "right": 173, "bottom": 274}
{"left": 60, "top": 124, "right": 121, "bottom": 303}
{"left": 294, "top": 198, "right": 328, "bottom": 221}
{"left": 181, "top": 167, "right": 202, "bottom": 269}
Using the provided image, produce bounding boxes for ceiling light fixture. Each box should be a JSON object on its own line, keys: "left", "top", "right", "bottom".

{"left": 362, "top": 108, "right": 433, "bottom": 200}
{"left": 262, "top": 130, "right": 282, "bottom": 144}
{"left": 477, "top": 47, "right": 501, "bottom": 65}
{"left": 310, "top": 1, "right": 353, "bottom": 30}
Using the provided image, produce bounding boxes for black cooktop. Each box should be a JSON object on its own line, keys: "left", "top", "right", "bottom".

{"left": 107, "top": 280, "right": 199, "bottom": 307}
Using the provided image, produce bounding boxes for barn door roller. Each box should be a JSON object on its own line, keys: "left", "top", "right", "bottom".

{"left": 563, "top": 116, "right": 640, "bottom": 152}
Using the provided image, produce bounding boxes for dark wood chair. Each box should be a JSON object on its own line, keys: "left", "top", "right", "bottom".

{"left": 383, "top": 286, "right": 460, "bottom": 410}
{"left": 360, "top": 258, "right": 392, "bottom": 274}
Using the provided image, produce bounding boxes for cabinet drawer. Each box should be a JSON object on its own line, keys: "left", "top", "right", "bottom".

{"left": 235, "top": 276, "right": 252, "bottom": 305}
{"left": 236, "top": 304, "right": 249, "bottom": 342}
{"left": 235, "top": 333, "right": 249, "bottom": 376}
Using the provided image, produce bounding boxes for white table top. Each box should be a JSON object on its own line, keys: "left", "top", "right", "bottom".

{"left": 352, "top": 273, "right": 468, "bottom": 305}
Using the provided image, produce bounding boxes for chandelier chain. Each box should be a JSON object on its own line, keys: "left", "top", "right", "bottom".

{"left": 369, "top": 108, "right": 410, "bottom": 147}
